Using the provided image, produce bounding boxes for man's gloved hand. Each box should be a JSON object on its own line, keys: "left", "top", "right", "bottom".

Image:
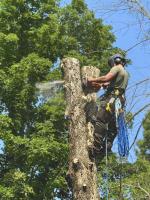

{"left": 82, "top": 77, "right": 110, "bottom": 91}
{"left": 82, "top": 77, "right": 96, "bottom": 87}
{"left": 87, "top": 77, "right": 95, "bottom": 85}
{"left": 87, "top": 78, "right": 101, "bottom": 91}
{"left": 90, "top": 82, "right": 102, "bottom": 92}
{"left": 87, "top": 78, "right": 110, "bottom": 91}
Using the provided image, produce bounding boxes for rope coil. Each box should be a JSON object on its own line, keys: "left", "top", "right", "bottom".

{"left": 117, "top": 112, "right": 129, "bottom": 157}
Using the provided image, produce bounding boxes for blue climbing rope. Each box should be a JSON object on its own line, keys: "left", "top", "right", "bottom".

{"left": 115, "top": 97, "right": 129, "bottom": 157}
{"left": 117, "top": 111, "right": 129, "bottom": 157}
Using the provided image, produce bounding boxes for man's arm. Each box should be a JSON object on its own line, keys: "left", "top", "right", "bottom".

{"left": 88, "top": 72, "right": 116, "bottom": 84}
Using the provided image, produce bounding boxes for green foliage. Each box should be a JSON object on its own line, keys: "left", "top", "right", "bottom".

{"left": 138, "top": 112, "right": 150, "bottom": 160}
{"left": 0, "top": 170, "right": 34, "bottom": 200}
{"left": 0, "top": 33, "right": 19, "bottom": 66}
{"left": 0, "top": 0, "right": 118, "bottom": 199}
{"left": 0, "top": 94, "right": 69, "bottom": 199}
{"left": 59, "top": 0, "right": 116, "bottom": 71}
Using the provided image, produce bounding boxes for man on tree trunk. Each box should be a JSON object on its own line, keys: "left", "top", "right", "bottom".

{"left": 86, "top": 54, "right": 129, "bottom": 159}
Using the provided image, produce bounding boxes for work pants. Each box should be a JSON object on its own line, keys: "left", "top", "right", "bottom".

{"left": 94, "top": 95, "right": 117, "bottom": 155}
{"left": 86, "top": 94, "right": 118, "bottom": 156}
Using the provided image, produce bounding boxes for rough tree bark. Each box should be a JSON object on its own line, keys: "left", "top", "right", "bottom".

{"left": 61, "top": 58, "right": 100, "bottom": 200}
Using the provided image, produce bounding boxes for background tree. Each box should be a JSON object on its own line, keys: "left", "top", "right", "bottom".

{"left": 0, "top": 0, "right": 117, "bottom": 199}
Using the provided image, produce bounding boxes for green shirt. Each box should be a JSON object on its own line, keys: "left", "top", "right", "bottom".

{"left": 109, "top": 65, "right": 129, "bottom": 90}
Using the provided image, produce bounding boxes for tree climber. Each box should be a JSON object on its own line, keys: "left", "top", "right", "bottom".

{"left": 86, "top": 54, "right": 129, "bottom": 158}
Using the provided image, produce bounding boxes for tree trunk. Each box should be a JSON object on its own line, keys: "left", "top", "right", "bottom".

{"left": 61, "top": 58, "right": 100, "bottom": 200}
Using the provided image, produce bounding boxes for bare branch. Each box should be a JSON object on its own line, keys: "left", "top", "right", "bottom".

{"left": 125, "top": 38, "right": 150, "bottom": 52}
{"left": 129, "top": 122, "right": 142, "bottom": 151}
{"left": 126, "top": 0, "right": 150, "bottom": 20}
{"left": 127, "top": 78, "right": 150, "bottom": 91}
{"left": 124, "top": 183, "right": 150, "bottom": 198}
{"left": 127, "top": 103, "right": 150, "bottom": 124}
{"left": 137, "top": 182, "right": 150, "bottom": 198}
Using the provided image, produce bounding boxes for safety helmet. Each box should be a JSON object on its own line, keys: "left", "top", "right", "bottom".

{"left": 108, "top": 54, "right": 125, "bottom": 67}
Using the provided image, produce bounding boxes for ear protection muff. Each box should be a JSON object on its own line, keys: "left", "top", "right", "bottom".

{"left": 114, "top": 57, "right": 122, "bottom": 65}
{"left": 108, "top": 54, "right": 125, "bottom": 67}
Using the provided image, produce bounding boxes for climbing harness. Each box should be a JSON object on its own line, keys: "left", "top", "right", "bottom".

{"left": 106, "top": 97, "right": 115, "bottom": 113}
{"left": 106, "top": 102, "right": 112, "bottom": 112}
